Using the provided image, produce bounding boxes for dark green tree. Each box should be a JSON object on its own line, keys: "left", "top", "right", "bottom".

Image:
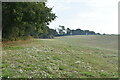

{"left": 2, "top": 2, "right": 57, "bottom": 41}
{"left": 66, "top": 28, "right": 71, "bottom": 35}
{"left": 58, "top": 25, "right": 65, "bottom": 36}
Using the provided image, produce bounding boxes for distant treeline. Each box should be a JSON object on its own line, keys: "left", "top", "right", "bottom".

{"left": 56, "top": 25, "right": 101, "bottom": 36}
{"left": 2, "top": 2, "right": 100, "bottom": 41}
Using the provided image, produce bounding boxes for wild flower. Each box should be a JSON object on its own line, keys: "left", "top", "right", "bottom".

{"left": 75, "top": 61, "right": 81, "bottom": 64}
{"left": 19, "top": 69, "right": 23, "bottom": 73}
{"left": 28, "top": 76, "right": 32, "bottom": 78}
{"left": 36, "top": 49, "right": 41, "bottom": 52}
{"left": 82, "top": 62, "right": 84, "bottom": 63}
{"left": 101, "top": 70, "right": 104, "bottom": 72}
{"left": 10, "top": 64, "right": 15, "bottom": 68}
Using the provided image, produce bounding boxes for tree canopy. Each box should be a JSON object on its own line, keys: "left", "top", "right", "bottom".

{"left": 57, "top": 26, "right": 100, "bottom": 36}
{"left": 2, "top": 2, "right": 57, "bottom": 41}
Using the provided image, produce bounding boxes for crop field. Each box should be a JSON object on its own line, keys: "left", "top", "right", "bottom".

{"left": 1, "top": 35, "right": 118, "bottom": 78}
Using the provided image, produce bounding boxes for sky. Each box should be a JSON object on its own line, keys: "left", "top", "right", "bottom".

{"left": 47, "top": 0, "right": 119, "bottom": 34}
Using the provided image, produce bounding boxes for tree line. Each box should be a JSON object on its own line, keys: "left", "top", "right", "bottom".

{"left": 2, "top": 2, "right": 57, "bottom": 41}
{"left": 57, "top": 25, "right": 101, "bottom": 36}
{"left": 2, "top": 2, "right": 100, "bottom": 41}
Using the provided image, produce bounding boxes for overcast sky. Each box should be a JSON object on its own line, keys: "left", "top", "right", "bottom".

{"left": 47, "top": 0, "right": 119, "bottom": 34}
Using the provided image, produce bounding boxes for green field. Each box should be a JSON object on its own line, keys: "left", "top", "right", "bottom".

{"left": 2, "top": 35, "right": 118, "bottom": 78}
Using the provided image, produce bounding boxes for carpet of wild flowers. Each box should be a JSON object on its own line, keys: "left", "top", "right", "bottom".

{"left": 2, "top": 35, "right": 118, "bottom": 78}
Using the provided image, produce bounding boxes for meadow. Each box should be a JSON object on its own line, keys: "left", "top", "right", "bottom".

{"left": 2, "top": 35, "right": 118, "bottom": 78}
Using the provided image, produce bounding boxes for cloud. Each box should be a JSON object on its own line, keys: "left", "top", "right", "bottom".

{"left": 47, "top": 0, "right": 119, "bottom": 34}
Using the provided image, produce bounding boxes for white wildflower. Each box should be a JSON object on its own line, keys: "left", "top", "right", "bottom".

{"left": 19, "top": 69, "right": 23, "bottom": 73}
{"left": 82, "top": 62, "right": 84, "bottom": 63}
{"left": 75, "top": 61, "right": 81, "bottom": 64}
{"left": 101, "top": 70, "right": 104, "bottom": 72}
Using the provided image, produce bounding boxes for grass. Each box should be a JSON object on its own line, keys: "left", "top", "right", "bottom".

{"left": 3, "top": 46, "right": 24, "bottom": 50}
{"left": 2, "top": 35, "right": 118, "bottom": 78}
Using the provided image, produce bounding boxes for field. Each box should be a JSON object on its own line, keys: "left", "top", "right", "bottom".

{"left": 2, "top": 35, "right": 118, "bottom": 78}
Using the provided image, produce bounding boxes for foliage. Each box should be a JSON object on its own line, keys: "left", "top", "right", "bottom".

{"left": 2, "top": 2, "right": 57, "bottom": 41}
{"left": 58, "top": 25, "right": 66, "bottom": 36}
{"left": 57, "top": 25, "right": 100, "bottom": 36}
{"left": 66, "top": 28, "right": 71, "bottom": 35}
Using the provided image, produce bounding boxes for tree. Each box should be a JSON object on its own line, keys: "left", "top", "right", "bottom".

{"left": 39, "top": 26, "right": 58, "bottom": 39}
{"left": 66, "top": 28, "right": 71, "bottom": 35}
{"left": 65, "top": 28, "right": 97, "bottom": 35}
{"left": 58, "top": 25, "right": 65, "bottom": 36}
{"left": 89, "top": 31, "right": 96, "bottom": 35}
{"left": 2, "top": 2, "right": 57, "bottom": 41}
{"left": 84, "top": 30, "right": 89, "bottom": 35}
